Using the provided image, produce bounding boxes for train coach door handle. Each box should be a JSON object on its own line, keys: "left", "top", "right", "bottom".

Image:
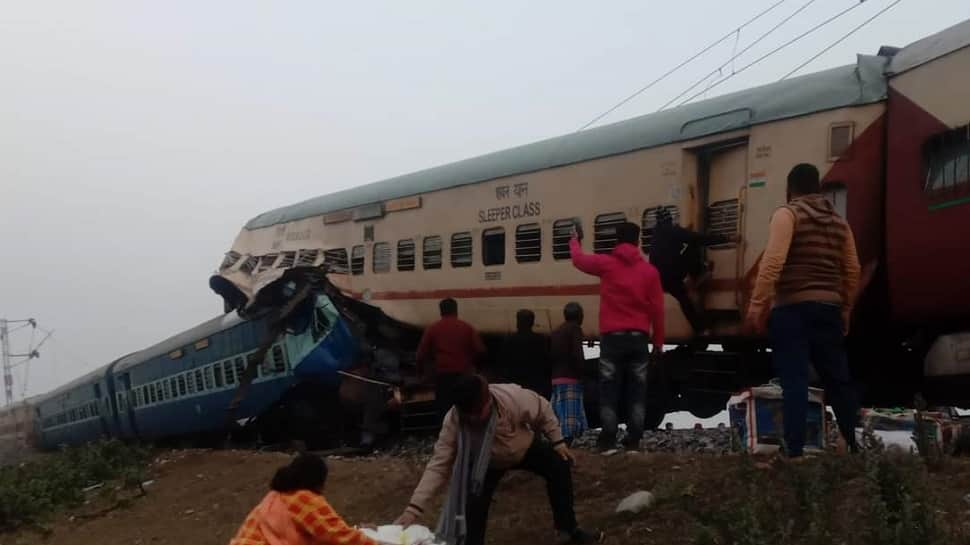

{"left": 735, "top": 184, "right": 747, "bottom": 307}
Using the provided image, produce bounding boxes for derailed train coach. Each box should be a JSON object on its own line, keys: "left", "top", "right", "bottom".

{"left": 34, "top": 294, "right": 361, "bottom": 449}
{"left": 210, "top": 20, "right": 970, "bottom": 427}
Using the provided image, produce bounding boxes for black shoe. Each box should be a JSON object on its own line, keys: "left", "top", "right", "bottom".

{"left": 596, "top": 441, "right": 616, "bottom": 453}
{"left": 621, "top": 436, "right": 642, "bottom": 450}
{"left": 559, "top": 528, "right": 604, "bottom": 544}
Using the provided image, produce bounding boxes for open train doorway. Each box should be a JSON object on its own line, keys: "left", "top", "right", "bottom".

{"left": 696, "top": 140, "right": 747, "bottom": 323}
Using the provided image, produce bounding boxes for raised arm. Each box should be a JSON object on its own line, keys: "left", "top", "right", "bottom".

{"left": 569, "top": 237, "right": 611, "bottom": 277}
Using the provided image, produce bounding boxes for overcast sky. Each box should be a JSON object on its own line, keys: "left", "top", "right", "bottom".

{"left": 2, "top": 1, "right": 968, "bottom": 400}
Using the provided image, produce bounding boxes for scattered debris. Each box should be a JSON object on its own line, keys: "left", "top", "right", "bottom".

{"left": 82, "top": 483, "right": 105, "bottom": 493}
{"left": 615, "top": 491, "right": 655, "bottom": 515}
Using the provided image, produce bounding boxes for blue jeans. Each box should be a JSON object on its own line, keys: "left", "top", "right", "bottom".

{"left": 598, "top": 332, "right": 650, "bottom": 448}
{"left": 770, "top": 302, "right": 859, "bottom": 456}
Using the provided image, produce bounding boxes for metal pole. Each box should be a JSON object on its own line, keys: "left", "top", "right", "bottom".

{"left": 1, "top": 319, "right": 11, "bottom": 406}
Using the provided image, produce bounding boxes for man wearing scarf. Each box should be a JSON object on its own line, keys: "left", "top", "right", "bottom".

{"left": 395, "top": 374, "right": 600, "bottom": 545}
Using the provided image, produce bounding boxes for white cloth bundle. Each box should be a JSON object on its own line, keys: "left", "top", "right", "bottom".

{"left": 360, "top": 524, "right": 442, "bottom": 545}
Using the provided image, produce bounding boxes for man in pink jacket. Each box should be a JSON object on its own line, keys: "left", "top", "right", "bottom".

{"left": 570, "top": 221, "right": 665, "bottom": 451}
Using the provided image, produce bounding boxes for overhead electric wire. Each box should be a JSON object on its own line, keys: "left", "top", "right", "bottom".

{"left": 576, "top": 0, "right": 791, "bottom": 131}
{"left": 780, "top": 0, "right": 907, "bottom": 80}
{"left": 672, "top": 0, "right": 870, "bottom": 108}
{"left": 656, "top": 0, "right": 821, "bottom": 111}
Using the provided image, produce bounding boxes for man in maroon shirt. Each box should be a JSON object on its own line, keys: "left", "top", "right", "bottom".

{"left": 416, "top": 298, "right": 486, "bottom": 422}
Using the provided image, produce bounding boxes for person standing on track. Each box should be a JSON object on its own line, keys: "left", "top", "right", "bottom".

{"left": 569, "top": 221, "right": 665, "bottom": 451}
{"left": 649, "top": 207, "right": 731, "bottom": 336}
{"left": 743, "top": 163, "right": 861, "bottom": 457}
{"left": 416, "top": 298, "right": 486, "bottom": 423}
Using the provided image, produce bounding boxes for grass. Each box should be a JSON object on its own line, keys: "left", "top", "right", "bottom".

{"left": 0, "top": 440, "right": 150, "bottom": 532}
{"left": 668, "top": 447, "right": 963, "bottom": 545}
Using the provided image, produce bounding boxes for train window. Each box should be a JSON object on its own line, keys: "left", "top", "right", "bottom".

{"left": 423, "top": 236, "right": 442, "bottom": 270}
{"left": 195, "top": 369, "right": 205, "bottom": 392}
{"left": 92, "top": 401, "right": 100, "bottom": 416}
{"left": 351, "top": 246, "right": 365, "bottom": 276}
{"left": 149, "top": 386, "right": 157, "bottom": 405}
{"left": 278, "top": 251, "right": 296, "bottom": 269}
{"left": 165, "top": 380, "right": 173, "bottom": 400}
{"left": 296, "top": 249, "right": 319, "bottom": 267}
{"left": 79, "top": 407, "right": 87, "bottom": 419}
{"left": 143, "top": 386, "right": 150, "bottom": 405}
{"left": 187, "top": 374, "right": 196, "bottom": 394}
{"left": 204, "top": 367, "right": 214, "bottom": 390}
{"left": 924, "top": 124, "right": 970, "bottom": 195}
{"left": 829, "top": 122, "right": 854, "bottom": 160}
{"left": 178, "top": 374, "right": 187, "bottom": 396}
{"left": 641, "top": 206, "right": 680, "bottom": 254}
{"left": 235, "top": 357, "right": 246, "bottom": 382}
{"left": 373, "top": 242, "right": 391, "bottom": 273}
{"left": 257, "top": 254, "right": 278, "bottom": 273}
{"left": 224, "top": 361, "right": 236, "bottom": 385}
{"left": 57, "top": 413, "right": 66, "bottom": 425}
{"left": 706, "top": 199, "right": 739, "bottom": 242}
{"left": 221, "top": 251, "right": 242, "bottom": 270}
{"left": 239, "top": 255, "right": 259, "bottom": 275}
{"left": 272, "top": 345, "right": 287, "bottom": 374}
{"left": 451, "top": 232, "right": 473, "bottom": 268}
{"left": 214, "top": 364, "right": 224, "bottom": 388}
{"left": 169, "top": 378, "right": 178, "bottom": 398}
{"left": 594, "top": 213, "right": 627, "bottom": 254}
{"left": 323, "top": 249, "right": 349, "bottom": 274}
{"left": 552, "top": 219, "right": 575, "bottom": 260}
{"left": 482, "top": 228, "right": 505, "bottom": 266}
{"left": 248, "top": 353, "right": 261, "bottom": 378}
{"left": 397, "top": 239, "right": 416, "bottom": 271}
{"left": 312, "top": 306, "right": 331, "bottom": 341}
{"left": 515, "top": 223, "right": 541, "bottom": 263}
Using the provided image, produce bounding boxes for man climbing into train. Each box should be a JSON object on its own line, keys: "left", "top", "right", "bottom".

{"left": 416, "top": 298, "right": 486, "bottom": 423}
{"left": 569, "top": 221, "right": 665, "bottom": 451}
{"left": 743, "top": 163, "right": 861, "bottom": 457}
{"left": 649, "top": 207, "right": 731, "bottom": 336}
{"left": 394, "top": 374, "right": 602, "bottom": 545}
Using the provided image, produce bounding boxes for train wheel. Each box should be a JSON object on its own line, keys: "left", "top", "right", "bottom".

{"left": 686, "top": 391, "right": 729, "bottom": 419}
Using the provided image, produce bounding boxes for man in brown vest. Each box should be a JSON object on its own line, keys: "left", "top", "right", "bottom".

{"left": 744, "top": 163, "right": 861, "bottom": 457}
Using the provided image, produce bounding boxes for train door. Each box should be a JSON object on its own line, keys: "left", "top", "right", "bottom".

{"left": 93, "top": 382, "right": 110, "bottom": 436}
{"left": 114, "top": 373, "right": 139, "bottom": 439}
{"left": 698, "top": 141, "right": 746, "bottom": 316}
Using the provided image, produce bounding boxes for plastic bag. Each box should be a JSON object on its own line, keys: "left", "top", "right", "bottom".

{"left": 361, "top": 524, "right": 441, "bottom": 545}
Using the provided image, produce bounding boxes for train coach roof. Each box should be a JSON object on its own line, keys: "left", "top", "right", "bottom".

{"left": 245, "top": 54, "right": 888, "bottom": 230}
{"left": 889, "top": 19, "right": 970, "bottom": 76}
{"left": 114, "top": 312, "right": 244, "bottom": 374}
{"left": 37, "top": 365, "right": 112, "bottom": 402}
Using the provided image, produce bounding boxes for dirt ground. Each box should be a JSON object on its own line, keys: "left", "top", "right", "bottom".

{"left": 7, "top": 448, "right": 970, "bottom": 545}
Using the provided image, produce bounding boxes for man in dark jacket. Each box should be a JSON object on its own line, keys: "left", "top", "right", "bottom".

{"left": 499, "top": 309, "right": 552, "bottom": 399}
{"left": 649, "top": 207, "right": 730, "bottom": 335}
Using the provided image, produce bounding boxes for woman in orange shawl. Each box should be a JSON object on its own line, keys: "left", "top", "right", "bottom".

{"left": 229, "top": 453, "right": 377, "bottom": 545}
